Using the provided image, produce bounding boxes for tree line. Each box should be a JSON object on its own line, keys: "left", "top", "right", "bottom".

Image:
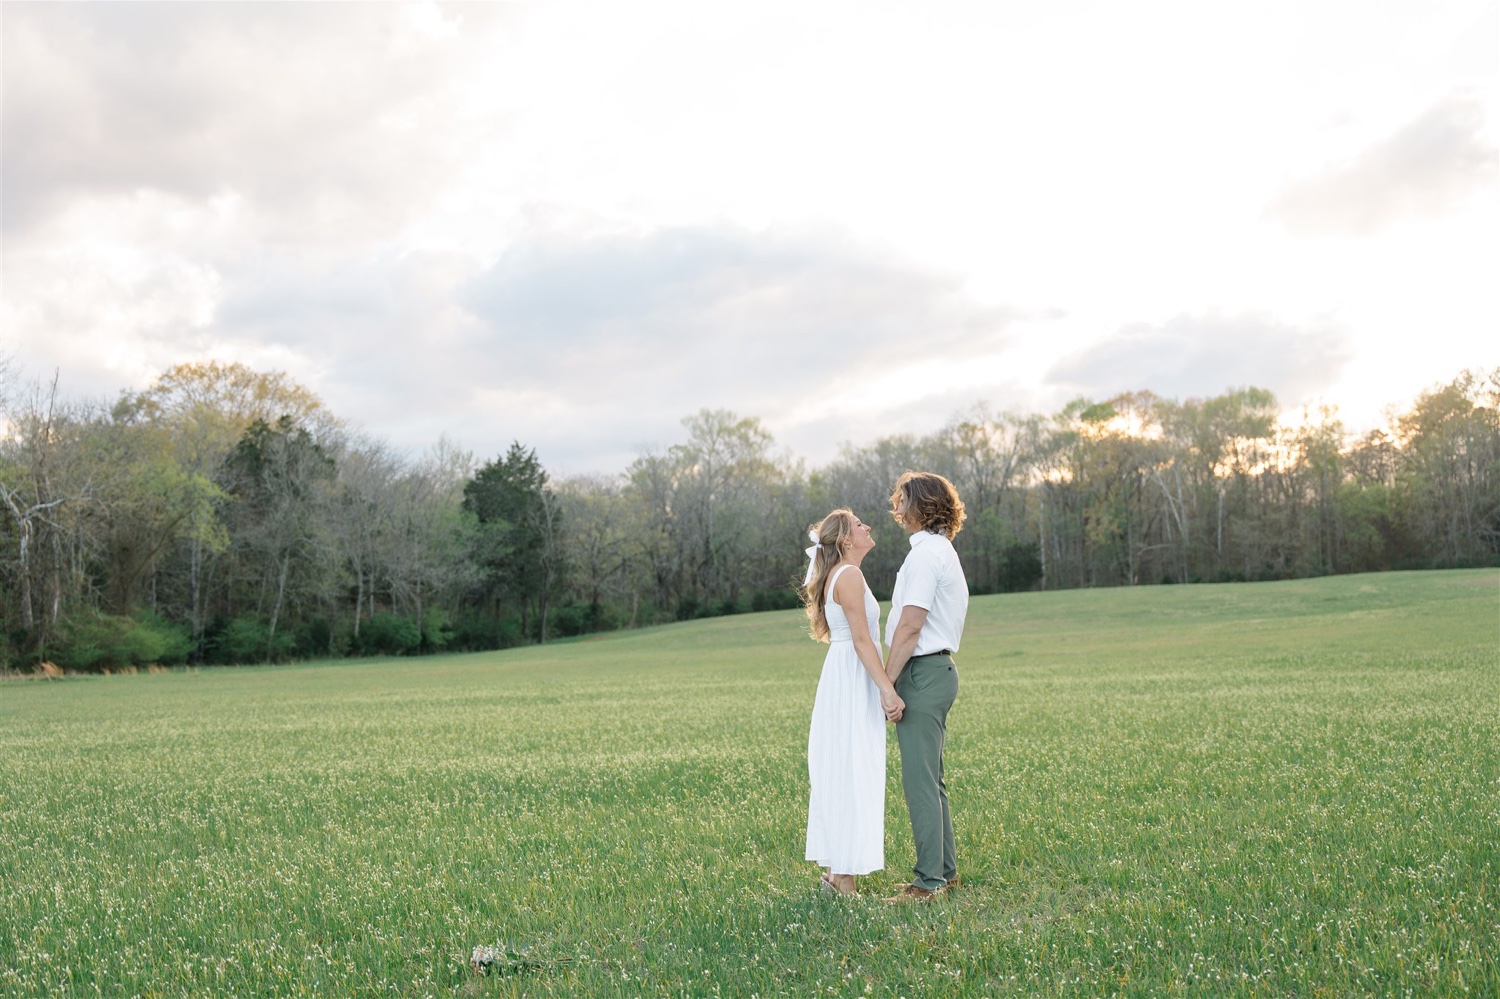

{"left": 2, "top": 361, "right": 1496, "bottom": 672}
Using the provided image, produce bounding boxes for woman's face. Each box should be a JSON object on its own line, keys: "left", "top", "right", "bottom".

{"left": 846, "top": 516, "right": 876, "bottom": 553}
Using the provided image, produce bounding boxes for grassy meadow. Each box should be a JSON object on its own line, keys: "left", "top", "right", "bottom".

{"left": 2, "top": 569, "right": 1497, "bottom": 997}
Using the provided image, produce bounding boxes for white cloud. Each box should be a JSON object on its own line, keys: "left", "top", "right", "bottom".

{"left": 1, "top": 1, "right": 496, "bottom": 241}
{"left": 1046, "top": 312, "right": 1354, "bottom": 407}
{"left": 448, "top": 223, "right": 1017, "bottom": 470}
{"left": 1266, "top": 96, "right": 1498, "bottom": 236}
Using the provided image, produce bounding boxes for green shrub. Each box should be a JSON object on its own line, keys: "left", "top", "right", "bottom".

{"left": 206, "top": 615, "right": 295, "bottom": 665}
{"left": 294, "top": 616, "right": 336, "bottom": 658}
{"left": 549, "top": 600, "right": 622, "bottom": 638}
{"left": 47, "top": 615, "right": 111, "bottom": 672}
{"left": 448, "top": 609, "right": 525, "bottom": 651}
{"left": 47, "top": 611, "right": 194, "bottom": 672}
{"left": 419, "top": 608, "right": 454, "bottom": 652}
{"left": 354, "top": 613, "right": 422, "bottom": 656}
{"left": 134, "top": 611, "right": 195, "bottom": 665}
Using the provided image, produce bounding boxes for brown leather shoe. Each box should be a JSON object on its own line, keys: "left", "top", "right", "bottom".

{"left": 945, "top": 876, "right": 961, "bottom": 890}
{"left": 883, "top": 883, "right": 944, "bottom": 903}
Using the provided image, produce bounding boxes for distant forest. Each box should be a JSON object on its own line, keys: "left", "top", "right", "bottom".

{"left": 2, "top": 361, "right": 1496, "bottom": 672}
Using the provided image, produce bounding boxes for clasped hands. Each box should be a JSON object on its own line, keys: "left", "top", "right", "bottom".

{"left": 881, "top": 688, "right": 905, "bottom": 723}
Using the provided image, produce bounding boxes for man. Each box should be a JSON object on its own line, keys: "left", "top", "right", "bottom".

{"left": 883, "top": 470, "right": 968, "bottom": 903}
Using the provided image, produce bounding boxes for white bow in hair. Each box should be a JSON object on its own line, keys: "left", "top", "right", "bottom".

{"left": 803, "top": 529, "right": 822, "bottom": 586}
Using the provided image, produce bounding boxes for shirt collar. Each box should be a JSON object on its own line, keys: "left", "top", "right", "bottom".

{"left": 909, "top": 530, "right": 939, "bottom": 550}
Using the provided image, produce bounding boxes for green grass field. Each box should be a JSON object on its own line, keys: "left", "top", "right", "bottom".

{"left": 2, "top": 570, "right": 1497, "bottom": 997}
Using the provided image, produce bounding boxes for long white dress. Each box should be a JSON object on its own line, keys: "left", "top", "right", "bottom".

{"left": 805, "top": 564, "right": 886, "bottom": 875}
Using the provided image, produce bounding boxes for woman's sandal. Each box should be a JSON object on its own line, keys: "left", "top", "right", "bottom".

{"left": 821, "top": 873, "right": 859, "bottom": 897}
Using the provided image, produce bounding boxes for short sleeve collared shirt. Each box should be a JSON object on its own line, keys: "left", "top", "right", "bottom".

{"left": 886, "top": 530, "right": 968, "bottom": 655}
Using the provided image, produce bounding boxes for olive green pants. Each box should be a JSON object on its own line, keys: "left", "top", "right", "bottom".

{"left": 894, "top": 653, "right": 959, "bottom": 891}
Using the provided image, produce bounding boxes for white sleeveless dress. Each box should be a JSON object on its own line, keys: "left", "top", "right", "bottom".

{"left": 805, "top": 564, "right": 886, "bottom": 875}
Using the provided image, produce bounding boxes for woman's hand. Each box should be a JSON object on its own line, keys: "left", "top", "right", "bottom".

{"left": 881, "top": 689, "right": 905, "bottom": 723}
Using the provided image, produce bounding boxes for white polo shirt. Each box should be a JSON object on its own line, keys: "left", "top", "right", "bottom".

{"left": 886, "top": 530, "right": 969, "bottom": 655}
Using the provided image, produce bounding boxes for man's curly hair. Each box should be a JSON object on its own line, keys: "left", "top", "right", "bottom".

{"left": 890, "top": 471, "right": 966, "bottom": 540}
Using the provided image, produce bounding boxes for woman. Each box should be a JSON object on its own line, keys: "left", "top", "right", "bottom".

{"left": 883, "top": 471, "right": 968, "bottom": 903}
{"left": 801, "top": 508, "right": 905, "bottom": 896}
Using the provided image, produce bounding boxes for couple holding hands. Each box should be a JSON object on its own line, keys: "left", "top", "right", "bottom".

{"left": 802, "top": 471, "right": 968, "bottom": 902}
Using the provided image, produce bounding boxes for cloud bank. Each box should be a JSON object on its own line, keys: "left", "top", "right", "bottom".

{"left": 447, "top": 224, "right": 1016, "bottom": 469}
{"left": 4, "top": 2, "right": 1494, "bottom": 472}
{"left": 1046, "top": 312, "right": 1353, "bottom": 407}
{"left": 2, "top": 2, "right": 496, "bottom": 239}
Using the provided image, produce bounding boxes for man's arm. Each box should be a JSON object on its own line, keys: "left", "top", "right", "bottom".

{"left": 885, "top": 604, "right": 929, "bottom": 685}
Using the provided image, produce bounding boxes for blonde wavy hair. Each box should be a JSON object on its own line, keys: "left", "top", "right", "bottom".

{"left": 799, "top": 508, "right": 856, "bottom": 643}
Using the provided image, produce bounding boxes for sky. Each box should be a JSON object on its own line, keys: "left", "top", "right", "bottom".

{"left": 3, "top": 1, "right": 1497, "bottom": 476}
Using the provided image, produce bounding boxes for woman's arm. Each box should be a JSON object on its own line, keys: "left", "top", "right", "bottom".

{"left": 832, "top": 567, "right": 905, "bottom": 721}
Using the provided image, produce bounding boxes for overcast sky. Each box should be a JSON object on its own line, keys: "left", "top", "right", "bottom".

{"left": 3, "top": 1, "right": 1496, "bottom": 474}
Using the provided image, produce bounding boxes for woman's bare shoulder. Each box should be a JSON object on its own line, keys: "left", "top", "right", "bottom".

{"left": 830, "top": 563, "right": 869, "bottom": 600}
